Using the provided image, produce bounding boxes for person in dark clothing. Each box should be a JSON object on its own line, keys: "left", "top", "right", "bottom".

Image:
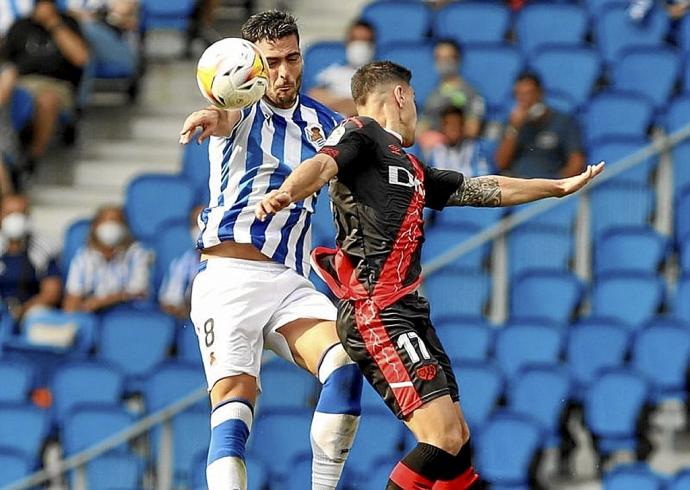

{"left": 256, "top": 61, "right": 604, "bottom": 489}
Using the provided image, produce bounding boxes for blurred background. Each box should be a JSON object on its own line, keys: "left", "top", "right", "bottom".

{"left": 1, "top": 0, "right": 690, "bottom": 489}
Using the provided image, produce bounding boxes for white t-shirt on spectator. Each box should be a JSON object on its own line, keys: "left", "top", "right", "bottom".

{"left": 315, "top": 63, "right": 357, "bottom": 99}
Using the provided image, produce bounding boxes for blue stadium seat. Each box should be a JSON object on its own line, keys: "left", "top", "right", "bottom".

{"left": 311, "top": 191, "right": 336, "bottom": 249}
{"left": 516, "top": 4, "right": 588, "bottom": 55}
{"left": 259, "top": 358, "right": 317, "bottom": 409}
{"left": 125, "top": 174, "right": 196, "bottom": 243}
{"left": 461, "top": 45, "right": 524, "bottom": 119}
{"left": 682, "top": 240, "right": 690, "bottom": 274}
{"left": 566, "top": 318, "right": 630, "bottom": 396}
{"left": 360, "top": 380, "right": 388, "bottom": 412}
{"left": 595, "top": 226, "right": 668, "bottom": 275}
{"left": 145, "top": 361, "right": 205, "bottom": 412}
{"left": 587, "top": 138, "right": 656, "bottom": 185}
{"left": 585, "top": 0, "right": 622, "bottom": 14}
{"left": 632, "top": 317, "right": 690, "bottom": 402}
{"left": 545, "top": 89, "right": 579, "bottom": 114}
{"left": 590, "top": 182, "right": 654, "bottom": 239}
{"left": 584, "top": 368, "right": 650, "bottom": 455}
{"left": 422, "top": 225, "right": 485, "bottom": 270}
{"left": 604, "top": 464, "right": 663, "bottom": 490}
{"left": 423, "top": 270, "right": 491, "bottom": 321}
{"left": 452, "top": 361, "right": 504, "bottom": 430}
{"left": 52, "top": 361, "right": 124, "bottom": 423}
{"left": 62, "top": 405, "right": 134, "bottom": 455}
{"left": 19, "top": 310, "right": 98, "bottom": 355}
{"left": 361, "top": 1, "right": 432, "bottom": 47}
{"left": 432, "top": 2, "right": 510, "bottom": 45}
{"left": 302, "top": 41, "right": 347, "bottom": 92}
{"left": 530, "top": 46, "right": 601, "bottom": 109}
{"left": 83, "top": 454, "right": 143, "bottom": 490}
{"left": 248, "top": 408, "right": 313, "bottom": 479}
{"left": 377, "top": 42, "right": 437, "bottom": 108}
{"left": 669, "top": 469, "right": 690, "bottom": 490}
{"left": 0, "top": 359, "right": 33, "bottom": 403}
{"left": 510, "top": 271, "right": 583, "bottom": 324}
{"left": 494, "top": 321, "right": 563, "bottom": 380}
{"left": 153, "top": 218, "right": 195, "bottom": 289}
{"left": 181, "top": 138, "right": 211, "bottom": 202}
{"left": 177, "top": 323, "right": 200, "bottom": 363}
{"left": 591, "top": 272, "right": 664, "bottom": 329}
{"left": 612, "top": 46, "right": 681, "bottom": 110}
{"left": 474, "top": 410, "right": 544, "bottom": 488}
{"left": 663, "top": 96, "right": 690, "bottom": 194}
{"left": 516, "top": 197, "right": 579, "bottom": 230}
{"left": 582, "top": 91, "right": 654, "bottom": 144}
{"left": 595, "top": 4, "right": 670, "bottom": 64}
{"left": 349, "top": 458, "right": 398, "bottom": 490}
{"left": 99, "top": 310, "right": 176, "bottom": 388}
{"left": 433, "top": 206, "right": 505, "bottom": 229}
{"left": 61, "top": 219, "right": 91, "bottom": 280}
{"left": 345, "top": 410, "right": 405, "bottom": 478}
{"left": 10, "top": 88, "right": 34, "bottom": 132}
{"left": 676, "top": 276, "right": 690, "bottom": 322}
{"left": 677, "top": 190, "right": 690, "bottom": 244}
{"left": 0, "top": 404, "right": 49, "bottom": 464}
{"left": 0, "top": 449, "right": 31, "bottom": 486}
{"left": 140, "top": 0, "right": 195, "bottom": 31}
{"left": 508, "top": 226, "right": 572, "bottom": 278}
{"left": 507, "top": 364, "right": 572, "bottom": 446}
{"left": 436, "top": 317, "right": 493, "bottom": 361}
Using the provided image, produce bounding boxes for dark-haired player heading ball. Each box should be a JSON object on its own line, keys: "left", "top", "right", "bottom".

{"left": 256, "top": 61, "right": 604, "bottom": 489}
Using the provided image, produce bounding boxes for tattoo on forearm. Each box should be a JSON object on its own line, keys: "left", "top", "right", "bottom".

{"left": 447, "top": 176, "right": 502, "bottom": 207}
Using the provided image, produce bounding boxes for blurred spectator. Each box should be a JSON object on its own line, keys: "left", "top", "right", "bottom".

{"left": 0, "top": 194, "right": 61, "bottom": 320}
{"left": 186, "top": 0, "right": 221, "bottom": 55}
{"left": 0, "top": 0, "right": 35, "bottom": 38}
{"left": 629, "top": 0, "right": 690, "bottom": 21}
{"left": 0, "top": 0, "right": 90, "bottom": 166}
{"left": 0, "top": 62, "right": 18, "bottom": 195}
{"left": 308, "top": 19, "right": 376, "bottom": 116}
{"left": 63, "top": 205, "right": 152, "bottom": 313}
{"left": 159, "top": 205, "right": 203, "bottom": 319}
{"left": 428, "top": 106, "right": 492, "bottom": 177}
{"left": 495, "top": 72, "right": 585, "bottom": 179}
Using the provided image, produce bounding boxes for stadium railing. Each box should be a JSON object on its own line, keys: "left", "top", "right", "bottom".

{"left": 3, "top": 124, "right": 689, "bottom": 490}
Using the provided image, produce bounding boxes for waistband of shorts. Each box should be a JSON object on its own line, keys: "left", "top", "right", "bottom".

{"left": 199, "top": 256, "right": 289, "bottom": 273}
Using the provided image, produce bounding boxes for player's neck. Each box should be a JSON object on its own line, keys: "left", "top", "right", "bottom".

{"left": 358, "top": 102, "right": 404, "bottom": 141}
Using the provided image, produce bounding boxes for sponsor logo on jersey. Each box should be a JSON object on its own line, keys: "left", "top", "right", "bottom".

{"left": 416, "top": 364, "right": 437, "bottom": 381}
{"left": 388, "top": 166, "right": 424, "bottom": 195}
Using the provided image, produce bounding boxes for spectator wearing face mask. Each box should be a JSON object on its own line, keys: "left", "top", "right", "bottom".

{"left": 63, "top": 205, "right": 152, "bottom": 313}
{"left": 495, "top": 72, "right": 585, "bottom": 179}
{"left": 308, "top": 19, "right": 376, "bottom": 116}
{"left": 159, "top": 205, "right": 203, "bottom": 319}
{"left": 0, "top": 194, "right": 62, "bottom": 320}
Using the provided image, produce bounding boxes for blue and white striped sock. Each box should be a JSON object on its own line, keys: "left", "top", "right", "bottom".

{"left": 206, "top": 398, "right": 253, "bottom": 490}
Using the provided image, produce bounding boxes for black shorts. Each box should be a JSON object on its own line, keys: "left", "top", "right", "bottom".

{"left": 337, "top": 292, "right": 459, "bottom": 419}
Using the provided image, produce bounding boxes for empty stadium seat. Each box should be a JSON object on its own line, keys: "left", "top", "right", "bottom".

{"left": 19, "top": 310, "right": 98, "bottom": 354}
{"left": 423, "top": 270, "right": 491, "bottom": 321}
{"left": 436, "top": 317, "right": 493, "bottom": 361}
{"left": 669, "top": 469, "right": 690, "bottom": 490}
{"left": 153, "top": 218, "right": 195, "bottom": 288}
{"left": 62, "top": 405, "right": 135, "bottom": 455}
{"left": 360, "top": 380, "right": 388, "bottom": 412}
{"left": 345, "top": 410, "right": 405, "bottom": 478}
{"left": 461, "top": 45, "right": 524, "bottom": 119}
{"left": 259, "top": 358, "right": 317, "bottom": 409}
{"left": 678, "top": 13, "right": 690, "bottom": 51}
{"left": 632, "top": 317, "right": 690, "bottom": 401}
{"left": 677, "top": 190, "right": 690, "bottom": 244}
{"left": 612, "top": 46, "right": 681, "bottom": 109}
{"left": 361, "top": 1, "right": 432, "bottom": 47}
{"left": 302, "top": 42, "right": 347, "bottom": 92}
{"left": 349, "top": 458, "right": 398, "bottom": 490}
{"left": 507, "top": 364, "right": 572, "bottom": 446}
{"left": 377, "top": 42, "right": 437, "bottom": 108}
{"left": 582, "top": 91, "right": 654, "bottom": 144}
{"left": 452, "top": 361, "right": 504, "bottom": 430}
{"left": 0, "top": 404, "right": 49, "bottom": 464}
{"left": 516, "top": 4, "right": 588, "bottom": 55}
{"left": 545, "top": 89, "right": 578, "bottom": 114}
{"left": 0, "top": 359, "right": 33, "bottom": 403}
{"left": 474, "top": 410, "right": 544, "bottom": 488}
{"left": 432, "top": 2, "right": 510, "bottom": 45}
{"left": 663, "top": 95, "right": 690, "bottom": 194}
{"left": 530, "top": 46, "right": 602, "bottom": 108}
{"left": 140, "top": 0, "right": 195, "bottom": 31}
{"left": 676, "top": 276, "right": 690, "bottom": 322}
{"left": 99, "top": 310, "right": 176, "bottom": 388}
{"left": 682, "top": 240, "right": 690, "bottom": 274}
{"left": 0, "top": 449, "right": 31, "bottom": 486}
{"left": 422, "top": 225, "right": 485, "bottom": 270}
{"left": 517, "top": 198, "right": 579, "bottom": 230}
{"left": 604, "top": 463, "right": 663, "bottom": 490}
{"left": 10, "top": 88, "right": 33, "bottom": 132}
{"left": 433, "top": 205, "right": 505, "bottom": 229}
{"left": 585, "top": 0, "right": 622, "bottom": 14}
{"left": 566, "top": 318, "right": 630, "bottom": 395}
{"left": 177, "top": 324, "right": 200, "bottom": 363}
{"left": 181, "top": 137, "right": 211, "bottom": 202}
{"left": 52, "top": 361, "right": 124, "bottom": 423}
{"left": 61, "top": 219, "right": 91, "bottom": 280}
{"left": 145, "top": 361, "right": 205, "bottom": 412}
{"left": 584, "top": 368, "right": 650, "bottom": 455}
{"left": 83, "top": 454, "right": 143, "bottom": 490}
{"left": 125, "top": 174, "right": 196, "bottom": 243}
{"left": 587, "top": 138, "right": 656, "bottom": 185}
{"left": 494, "top": 321, "right": 563, "bottom": 380}
{"left": 590, "top": 182, "right": 654, "bottom": 239}
{"left": 591, "top": 272, "right": 664, "bottom": 329}
{"left": 510, "top": 271, "right": 583, "bottom": 324}
{"left": 508, "top": 226, "right": 572, "bottom": 278}
{"left": 595, "top": 4, "right": 670, "bottom": 63}
{"left": 595, "top": 226, "right": 668, "bottom": 275}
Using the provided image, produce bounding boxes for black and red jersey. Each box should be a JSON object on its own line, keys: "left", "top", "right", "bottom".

{"left": 313, "top": 116, "right": 464, "bottom": 308}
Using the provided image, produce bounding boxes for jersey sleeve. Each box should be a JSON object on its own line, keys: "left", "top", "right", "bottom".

{"left": 423, "top": 163, "right": 465, "bottom": 210}
{"left": 319, "top": 118, "right": 371, "bottom": 174}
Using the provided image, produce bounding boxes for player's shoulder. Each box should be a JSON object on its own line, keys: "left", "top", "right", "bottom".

{"left": 340, "top": 116, "right": 381, "bottom": 133}
{"left": 299, "top": 93, "right": 344, "bottom": 125}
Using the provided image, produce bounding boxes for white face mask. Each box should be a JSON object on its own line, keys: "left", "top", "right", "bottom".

{"left": 95, "top": 221, "right": 127, "bottom": 247}
{"left": 2, "top": 213, "right": 30, "bottom": 240}
{"left": 346, "top": 40, "right": 375, "bottom": 68}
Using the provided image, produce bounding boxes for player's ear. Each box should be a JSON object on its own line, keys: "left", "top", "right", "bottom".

{"left": 393, "top": 85, "right": 405, "bottom": 109}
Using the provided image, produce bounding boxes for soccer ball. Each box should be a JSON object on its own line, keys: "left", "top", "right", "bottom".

{"left": 196, "top": 38, "right": 269, "bottom": 110}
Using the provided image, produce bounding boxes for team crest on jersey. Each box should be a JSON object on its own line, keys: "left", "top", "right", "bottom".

{"left": 306, "top": 123, "right": 326, "bottom": 149}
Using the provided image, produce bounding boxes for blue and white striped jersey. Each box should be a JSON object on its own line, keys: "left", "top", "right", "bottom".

{"left": 198, "top": 94, "right": 342, "bottom": 276}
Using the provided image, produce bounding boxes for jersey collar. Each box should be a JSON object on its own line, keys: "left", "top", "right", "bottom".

{"left": 261, "top": 96, "right": 299, "bottom": 117}
{"left": 384, "top": 127, "right": 404, "bottom": 144}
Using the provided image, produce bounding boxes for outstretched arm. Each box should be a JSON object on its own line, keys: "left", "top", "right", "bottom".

{"left": 448, "top": 161, "right": 605, "bottom": 207}
{"left": 179, "top": 107, "right": 241, "bottom": 144}
{"left": 255, "top": 153, "right": 339, "bottom": 221}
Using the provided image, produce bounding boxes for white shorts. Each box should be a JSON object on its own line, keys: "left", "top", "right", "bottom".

{"left": 190, "top": 257, "right": 337, "bottom": 390}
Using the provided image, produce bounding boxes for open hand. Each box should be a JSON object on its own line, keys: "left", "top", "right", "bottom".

{"left": 255, "top": 190, "right": 292, "bottom": 221}
{"left": 179, "top": 108, "right": 221, "bottom": 145}
{"left": 558, "top": 161, "right": 605, "bottom": 197}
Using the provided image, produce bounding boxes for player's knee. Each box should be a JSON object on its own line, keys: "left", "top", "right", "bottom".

{"left": 315, "top": 343, "right": 362, "bottom": 416}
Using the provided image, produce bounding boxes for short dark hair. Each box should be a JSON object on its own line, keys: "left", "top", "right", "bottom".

{"left": 440, "top": 105, "right": 465, "bottom": 121}
{"left": 435, "top": 38, "right": 462, "bottom": 58}
{"left": 349, "top": 18, "right": 376, "bottom": 39}
{"left": 351, "top": 61, "right": 412, "bottom": 106}
{"left": 515, "top": 71, "right": 543, "bottom": 90}
{"left": 241, "top": 10, "right": 300, "bottom": 44}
